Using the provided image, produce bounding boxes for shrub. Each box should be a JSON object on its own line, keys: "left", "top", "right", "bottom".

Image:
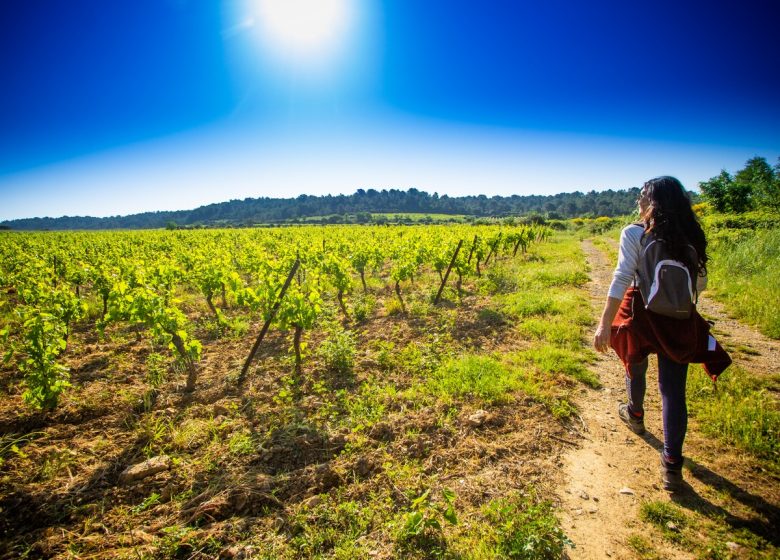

{"left": 317, "top": 328, "right": 357, "bottom": 375}
{"left": 352, "top": 294, "right": 376, "bottom": 323}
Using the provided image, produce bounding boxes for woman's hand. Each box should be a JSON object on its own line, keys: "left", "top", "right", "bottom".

{"left": 593, "top": 323, "right": 611, "bottom": 353}
{"left": 595, "top": 296, "right": 622, "bottom": 353}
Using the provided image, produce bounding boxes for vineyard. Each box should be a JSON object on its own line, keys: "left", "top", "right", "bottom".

{"left": 0, "top": 225, "right": 551, "bottom": 408}
{"left": 1, "top": 222, "right": 779, "bottom": 559}
{"left": 1, "top": 224, "right": 605, "bottom": 558}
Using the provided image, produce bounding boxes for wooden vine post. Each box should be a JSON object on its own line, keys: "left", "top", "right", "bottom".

{"left": 238, "top": 258, "right": 300, "bottom": 385}
{"left": 467, "top": 235, "right": 478, "bottom": 265}
{"left": 483, "top": 232, "right": 502, "bottom": 266}
{"left": 434, "top": 239, "right": 463, "bottom": 305}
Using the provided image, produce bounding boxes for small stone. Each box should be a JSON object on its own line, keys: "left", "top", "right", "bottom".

{"left": 593, "top": 496, "right": 599, "bottom": 502}
{"left": 666, "top": 521, "right": 679, "bottom": 532}
{"left": 619, "top": 487, "right": 635, "bottom": 495}
{"left": 303, "top": 495, "right": 322, "bottom": 508}
{"left": 726, "top": 542, "right": 740, "bottom": 551}
{"left": 467, "top": 409, "right": 489, "bottom": 427}
{"left": 579, "top": 491, "right": 590, "bottom": 500}
{"left": 587, "top": 506, "right": 598, "bottom": 514}
{"left": 572, "top": 508, "right": 584, "bottom": 516}
{"left": 119, "top": 455, "right": 172, "bottom": 484}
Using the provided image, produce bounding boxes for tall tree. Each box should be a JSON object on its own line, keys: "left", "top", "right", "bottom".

{"left": 751, "top": 157, "right": 780, "bottom": 211}
{"left": 699, "top": 170, "right": 732, "bottom": 213}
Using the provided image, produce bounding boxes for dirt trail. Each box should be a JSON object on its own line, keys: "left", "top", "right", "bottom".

{"left": 557, "top": 239, "right": 780, "bottom": 559}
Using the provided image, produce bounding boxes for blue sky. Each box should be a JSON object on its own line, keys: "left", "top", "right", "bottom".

{"left": 1, "top": 0, "right": 778, "bottom": 221}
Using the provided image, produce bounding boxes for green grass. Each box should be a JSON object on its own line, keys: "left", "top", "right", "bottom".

{"left": 499, "top": 288, "right": 592, "bottom": 326}
{"left": 425, "top": 352, "right": 580, "bottom": 418}
{"left": 370, "top": 212, "right": 468, "bottom": 222}
{"left": 428, "top": 354, "right": 520, "bottom": 405}
{"left": 688, "top": 365, "right": 779, "bottom": 466}
{"left": 517, "top": 317, "right": 585, "bottom": 349}
{"left": 707, "top": 228, "right": 780, "bottom": 339}
{"left": 516, "top": 345, "right": 600, "bottom": 389}
{"left": 296, "top": 212, "right": 468, "bottom": 223}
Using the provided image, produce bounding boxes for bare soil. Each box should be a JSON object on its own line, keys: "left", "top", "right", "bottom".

{"left": 557, "top": 240, "right": 780, "bottom": 559}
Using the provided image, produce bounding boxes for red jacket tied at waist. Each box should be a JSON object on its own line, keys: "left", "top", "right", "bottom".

{"left": 610, "top": 288, "right": 732, "bottom": 380}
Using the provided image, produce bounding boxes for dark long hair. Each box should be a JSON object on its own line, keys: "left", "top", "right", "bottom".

{"left": 642, "top": 176, "right": 708, "bottom": 277}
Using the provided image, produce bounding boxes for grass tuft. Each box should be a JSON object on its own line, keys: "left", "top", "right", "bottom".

{"left": 639, "top": 501, "right": 688, "bottom": 544}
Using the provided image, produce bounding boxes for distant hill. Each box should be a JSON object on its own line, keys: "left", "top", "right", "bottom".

{"left": 1, "top": 187, "right": 645, "bottom": 230}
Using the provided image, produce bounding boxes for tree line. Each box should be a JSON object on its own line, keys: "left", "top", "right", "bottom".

{"left": 3, "top": 188, "right": 645, "bottom": 230}
{"left": 698, "top": 156, "right": 780, "bottom": 213}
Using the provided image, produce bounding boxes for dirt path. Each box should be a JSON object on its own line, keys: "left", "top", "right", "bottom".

{"left": 556, "top": 239, "right": 780, "bottom": 559}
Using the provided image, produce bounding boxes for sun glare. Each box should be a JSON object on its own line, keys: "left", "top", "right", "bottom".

{"left": 255, "top": 0, "right": 352, "bottom": 58}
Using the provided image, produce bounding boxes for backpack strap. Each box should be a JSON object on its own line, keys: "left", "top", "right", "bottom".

{"left": 633, "top": 224, "right": 648, "bottom": 289}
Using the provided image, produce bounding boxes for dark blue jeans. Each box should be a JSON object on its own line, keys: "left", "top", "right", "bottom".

{"left": 626, "top": 354, "right": 688, "bottom": 465}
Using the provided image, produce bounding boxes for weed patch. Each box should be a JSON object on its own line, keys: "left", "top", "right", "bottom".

{"left": 688, "top": 365, "right": 779, "bottom": 465}
{"left": 484, "top": 491, "right": 573, "bottom": 559}
{"left": 708, "top": 228, "right": 780, "bottom": 339}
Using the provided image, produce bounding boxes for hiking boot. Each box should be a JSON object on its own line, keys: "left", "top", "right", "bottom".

{"left": 661, "top": 455, "right": 684, "bottom": 492}
{"left": 618, "top": 403, "right": 645, "bottom": 435}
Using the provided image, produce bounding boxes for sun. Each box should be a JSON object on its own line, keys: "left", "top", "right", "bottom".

{"left": 254, "top": 0, "right": 353, "bottom": 58}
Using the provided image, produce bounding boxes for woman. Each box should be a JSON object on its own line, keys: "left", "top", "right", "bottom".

{"left": 593, "top": 176, "right": 729, "bottom": 492}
